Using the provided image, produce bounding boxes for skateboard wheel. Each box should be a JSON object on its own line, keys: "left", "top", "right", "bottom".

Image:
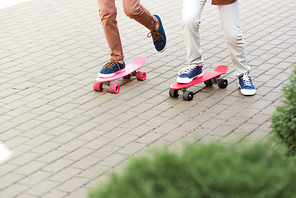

{"left": 93, "top": 82, "right": 103, "bottom": 92}
{"left": 169, "top": 89, "right": 179, "bottom": 98}
{"left": 183, "top": 91, "right": 193, "bottom": 101}
{"left": 218, "top": 79, "right": 228, "bottom": 89}
{"left": 123, "top": 74, "right": 131, "bottom": 79}
{"left": 204, "top": 79, "right": 213, "bottom": 87}
{"left": 136, "top": 71, "right": 146, "bottom": 81}
{"left": 109, "top": 84, "right": 120, "bottom": 94}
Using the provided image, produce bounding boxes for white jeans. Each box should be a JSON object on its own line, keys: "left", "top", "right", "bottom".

{"left": 182, "top": 0, "right": 250, "bottom": 77}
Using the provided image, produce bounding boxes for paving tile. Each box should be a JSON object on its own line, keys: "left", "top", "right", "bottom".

{"left": 64, "top": 148, "right": 93, "bottom": 161}
{"left": 201, "top": 119, "right": 225, "bottom": 130}
{"left": 16, "top": 120, "right": 44, "bottom": 131}
{"left": 236, "top": 107, "right": 262, "bottom": 118}
{"left": 220, "top": 132, "right": 246, "bottom": 144}
{"left": 145, "top": 116, "right": 171, "bottom": 127}
{"left": 31, "top": 141, "right": 60, "bottom": 154}
{"left": 0, "top": 172, "right": 24, "bottom": 190}
{"left": 127, "top": 125, "right": 155, "bottom": 137}
{"left": 25, "top": 180, "right": 60, "bottom": 197}
{"left": 71, "top": 156, "right": 101, "bottom": 170}
{"left": 248, "top": 114, "right": 270, "bottom": 125}
{"left": 214, "top": 110, "right": 238, "bottom": 121}
{"left": 19, "top": 171, "right": 52, "bottom": 186}
{"left": 244, "top": 130, "right": 270, "bottom": 142}
{"left": 16, "top": 194, "right": 36, "bottom": 198}
{"left": 110, "top": 134, "right": 138, "bottom": 147}
{"left": 0, "top": 184, "right": 29, "bottom": 198}
{"left": 153, "top": 122, "right": 180, "bottom": 134}
{"left": 57, "top": 177, "right": 89, "bottom": 193}
{"left": 224, "top": 116, "right": 249, "bottom": 127}
{"left": 20, "top": 126, "right": 49, "bottom": 139}
{"left": 65, "top": 188, "right": 88, "bottom": 198}
{"left": 41, "top": 190, "right": 68, "bottom": 198}
{"left": 9, "top": 152, "right": 40, "bottom": 166}
{"left": 0, "top": 164, "right": 18, "bottom": 179}
{"left": 117, "top": 142, "right": 146, "bottom": 155}
{"left": 51, "top": 131, "right": 81, "bottom": 144}
{"left": 161, "top": 130, "right": 187, "bottom": 143}
{"left": 42, "top": 158, "right": 74, "bottom": 173}
{"left": 102, "top": 127, "right": 129, "bottom": 139}
{"left": 37, "top": 150, "right": 67, "bottom": 164}
{"left": 58, "top": 139, "right": 87, "bottom": 152}
{"left": 192, "top": 112, "right": 216, "bottom": 123}
{"left": 136, "top": 132, "right": 163, "bottom": 144}
{"left": 256, "top": 121, "right": 272, "bottom": 132}
{"left": 14, "top": 160, "right": 47, "bottom": 176}
{"left": 210, "top": 125, "right": 236, "bottom": 137}
{"left": 200, "top": 135, "right": 221, "bottom": 143}
{"left": 79, "top": 165, "right": 110, "bottom": 181}
{"left": 0, "top": 129, "right": 23, "bottom": 142}
{"left": 99, "top": 153, "right": 128, "bottom": 167}
{"left": 120, "top": 117, "right": 146, "bottom": 129}
{"left": 137, "top": 109, "right": 162, "bottom": 120}
{"left": 25, "top": 134, "right": 54, "bottom": 146}
{"left": 49, "top": 167, "right": 81, "bottom": 183}
{"left": 84, "top": 137, "right": 112, "bottom": 150}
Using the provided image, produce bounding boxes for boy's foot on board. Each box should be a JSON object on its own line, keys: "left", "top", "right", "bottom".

{"left": 176, "top": 65, "right": 203, "bottom": 84}
{"left": 99, "top": 60, "right": 125, "bottom": 78}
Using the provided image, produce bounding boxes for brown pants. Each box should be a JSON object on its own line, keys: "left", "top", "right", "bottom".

{"left": 97, "top": 0, "right": 157, "bottom": 61}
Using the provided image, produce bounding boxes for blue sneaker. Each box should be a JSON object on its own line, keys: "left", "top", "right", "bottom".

{"left": 147, "top": 14, "right": 166, "bottom": 52}
{"left": 238, "top": 73, "right": 256, "bottom": 96}
{"left": 99, "top": 60, "right": 125, "bottom": 78}
{"left": 177, "top": 65, "right": 203, "bottom": 84}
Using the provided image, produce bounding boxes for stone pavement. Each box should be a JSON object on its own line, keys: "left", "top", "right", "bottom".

{"left": 0, "top": 0, "right": 295, "bottom": 197}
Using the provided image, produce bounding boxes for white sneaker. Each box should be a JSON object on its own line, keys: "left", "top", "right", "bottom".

{"left": 238, "top": 73, "right": 256, "bottom": 96}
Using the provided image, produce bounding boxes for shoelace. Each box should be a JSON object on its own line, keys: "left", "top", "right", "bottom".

{"left": 147, "top": 30, "right": 163, "bottom": 42}
{"left": 241, "top": 73, "right": 252, "bottom": 87}
{"left": 178, "top": 65, "right": 198, "bottom": 75}
{"left": 102, "top": 59, "right": 121, "bottom": 70}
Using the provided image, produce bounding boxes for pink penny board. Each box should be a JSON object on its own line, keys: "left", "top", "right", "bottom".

{"left": 169, "top": 65, "right": 228, "bottom": 101}
{"left": 93, "top": 56, "right": 146, "bottom": 94}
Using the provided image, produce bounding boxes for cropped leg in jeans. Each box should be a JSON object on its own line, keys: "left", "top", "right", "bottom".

{"left": 182, "top": 0, "right": 250, "bottom": 77}
{"left": 97, "top": 0, "right": 157, "bottom": 61}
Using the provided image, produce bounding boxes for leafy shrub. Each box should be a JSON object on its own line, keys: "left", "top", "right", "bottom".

{"left": 88, "top": 142, "right": 296, "bottom": 198}
{"left": 271, "top": 66, "right": 296, "bottom": 156}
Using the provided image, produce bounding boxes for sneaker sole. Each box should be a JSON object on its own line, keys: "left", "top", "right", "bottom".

{"left": 157, "top": 43, "right": 167, "bottom": 53}
{"left": 153, "top": 14, "right": 166, "bottom": 53}
{"left": 177, "top": 73, "right": 203, "bottom": 84}
{"left": 238, "top": 84, "right": 256, "bottom": 96}
{"left": 99, "top": 69, "right": 126, "bottom": 78}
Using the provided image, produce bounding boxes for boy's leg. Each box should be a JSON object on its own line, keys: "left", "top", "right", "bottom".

{"left": 97, "top": 0, "right": 124, "bottom": 61}
{"left": 182, "top": 0, "right": 207, "bottom": 66}
{"left": 177, "top": 0, "right": 206, "bottom": 83}
{"left": 123, "top": 0, "right": 166, "bottom": 52}
{"left": 218, "top": 1, "right": 256, "bottom": 95}
{"left": 123, "top": 0, "right": 157, "bottom": 30}
{"left": 218, "top": 1, "right": 249, "bottom": 77}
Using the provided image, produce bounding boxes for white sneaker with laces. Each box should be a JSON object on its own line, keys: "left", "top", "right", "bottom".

{"left": 238, "top": 73, "right": 256, "bottom": 96}
{"left": 176, "top": 65, "right": 203, "bottom": 84}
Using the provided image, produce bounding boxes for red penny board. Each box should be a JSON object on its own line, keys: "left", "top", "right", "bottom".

{"left": 96, "top": 56, "right": 145, "bottom": 83}
{"left": 170, "top": 65, "right": 228, "bottom": 90}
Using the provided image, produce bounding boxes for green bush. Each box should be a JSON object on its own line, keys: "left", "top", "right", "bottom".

{"left": 271, "top": 66, "right": 296, "bottom": 156}
{"left": 88, "top": 142, "right": 296, "bottom": 198}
